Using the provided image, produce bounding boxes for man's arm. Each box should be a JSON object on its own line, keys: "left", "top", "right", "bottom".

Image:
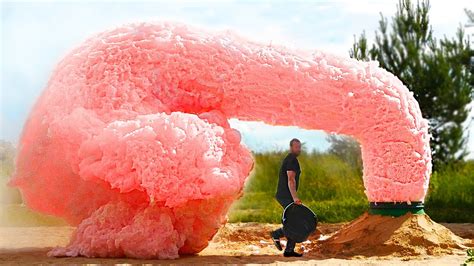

{"left": 287, "top": 170, "right": 302, "bottom": 205}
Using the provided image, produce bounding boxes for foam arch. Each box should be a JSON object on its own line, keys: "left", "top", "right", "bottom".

{"left": 11, "top": 22, "right": 431, "bottom": 259}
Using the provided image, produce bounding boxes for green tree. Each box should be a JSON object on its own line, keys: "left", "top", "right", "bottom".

{"left": 326, "top": 135, "right": 362, "bottom": 173}
{"left": 350, "top": 0, "right": 473, "bottom": 168}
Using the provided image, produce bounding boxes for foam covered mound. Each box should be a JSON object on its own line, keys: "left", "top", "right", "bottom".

{"left": 11, "top": 22, "right": 431, "bottom": 259}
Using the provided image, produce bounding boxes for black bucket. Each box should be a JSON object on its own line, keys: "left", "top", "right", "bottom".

{"left": 282, "top": 203, "right": 318, "bottom": 243}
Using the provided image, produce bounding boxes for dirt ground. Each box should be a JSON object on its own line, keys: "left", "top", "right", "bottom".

{"left": 0, "top": 221, "right": 472, "bottom": 265}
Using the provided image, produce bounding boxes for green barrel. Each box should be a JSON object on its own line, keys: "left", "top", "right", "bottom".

{"left": 369, "top": 202, "right": 425, "bottom": 216}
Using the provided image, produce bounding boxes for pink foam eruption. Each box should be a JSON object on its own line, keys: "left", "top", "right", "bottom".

{"left": 11, "top": 22, "right": 431, "bottom": 259}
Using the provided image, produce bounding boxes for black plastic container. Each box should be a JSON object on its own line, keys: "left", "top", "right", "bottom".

{"left": 282, "top": 203, "right": 318, "bottom": 243}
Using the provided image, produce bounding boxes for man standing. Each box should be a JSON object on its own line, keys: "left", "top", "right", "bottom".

{"left": 270, "top": 138, "right": 303, "bottom": 257}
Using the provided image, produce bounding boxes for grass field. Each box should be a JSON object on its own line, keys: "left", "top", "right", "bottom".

{"left": 425, "top": 163, "right": 474, "bottom": 222}
{"left": 1, "top": 147, "right": 472, "bottom": 225}
{"left": 228, "top": 151, "right": 474, "bottom": 223}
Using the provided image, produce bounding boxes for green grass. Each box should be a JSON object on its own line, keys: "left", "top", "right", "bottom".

{"left": 1, "top": 147, "right": 472, "bottom": 226}
{"left": 229, "top": 151, "right": 368, "bottom": 223}
{"left": 229, "top": 151, "right": 474, "bottom": 223}
{"left": 425, "top": 162, "right": 474, "bottom": 222}
{"left": 0, "top": 204, "right": 67, "bottom": 227}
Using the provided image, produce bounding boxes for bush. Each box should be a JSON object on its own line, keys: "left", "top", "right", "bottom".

{"left": 425, "top": 161, "right": 474, "bottom": 222}
{"left": 228, "top": 151, "right": 474, "bottom": 223}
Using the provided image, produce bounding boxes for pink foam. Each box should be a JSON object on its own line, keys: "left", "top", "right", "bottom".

{"left": 11, "top": 22, "right": 431, "bottom": 258}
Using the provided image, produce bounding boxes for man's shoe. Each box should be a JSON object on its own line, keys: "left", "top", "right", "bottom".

{"left": 283, "top": 250, "right": 303, "bottom": 257}
{"left": 269, "top": 232, "right": 282, "bottom": 251}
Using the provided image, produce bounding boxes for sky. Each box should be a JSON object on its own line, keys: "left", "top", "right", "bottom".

{"left": 1, "top": 0, "right": 473, "bottom": 155}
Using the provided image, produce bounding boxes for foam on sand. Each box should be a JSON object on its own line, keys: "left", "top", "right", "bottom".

{"left": 11, "top": 22, "right": 431, "bottom": 258}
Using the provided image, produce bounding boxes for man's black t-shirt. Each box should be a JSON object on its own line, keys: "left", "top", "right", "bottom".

{"left": 275, "top": 153, "right": 301, "bottom": 201}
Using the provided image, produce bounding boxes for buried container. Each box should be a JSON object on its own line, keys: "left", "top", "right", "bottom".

{"left": 282, "top": 203, "right": 318, "bottom": 243}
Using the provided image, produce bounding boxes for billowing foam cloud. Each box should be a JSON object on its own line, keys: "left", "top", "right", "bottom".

{"left": 11, "top": 22, "right": 431, "bottom": 259}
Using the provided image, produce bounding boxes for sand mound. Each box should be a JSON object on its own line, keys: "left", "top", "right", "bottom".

{"left": 318, "top": 213, "right": 469, "bottom": 257}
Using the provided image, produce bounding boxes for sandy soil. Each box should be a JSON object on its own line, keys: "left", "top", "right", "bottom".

{"left": 319, "top": 213, "right": 471, "bottom": 257}
{"left": 0, "top": 221, "right": 472, "bottom": 265}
